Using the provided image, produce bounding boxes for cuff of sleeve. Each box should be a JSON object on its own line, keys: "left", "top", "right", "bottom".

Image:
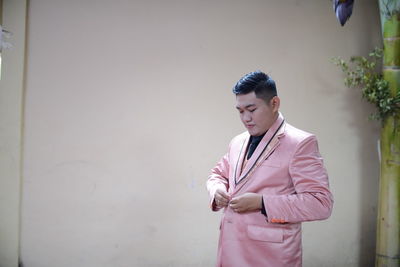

{"left": 211, "top": 198, "right": 218, "bottom": 211}
{"left": 261, "top": 197, "right": 267, "bottom": 217}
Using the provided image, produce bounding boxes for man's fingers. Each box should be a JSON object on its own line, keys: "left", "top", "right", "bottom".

{"left": 215, "top": 194, "right": 227, "bottom": 203}
{"left": 230, "top": 197, "right": 247, "bottom": 213}
{"left": 220, "top": 190, "right": 229, "bottom": 197}
{"left": 229, "top": 203, "right": 242, "bottom": 213}
{"left": 218, "top": 191, "right": 230, "bottom": 200}
{"left": 230, "top": 196, "right": 240, "bottom": 204}
{"left": 217, "top": 194, "right": 229, "bottom": 202}
{"left": 215, "top": 193, "right": 229, "bottom": 208}
{"left": 216, "top": 190, "right": 230, "bottom": 203}
{"left": 229, "top": 201, "right": 240, "bottom": 209}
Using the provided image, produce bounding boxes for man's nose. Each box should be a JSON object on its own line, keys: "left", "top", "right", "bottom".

{"left": 243, "top": 113, "right": 252, "bottom": 122}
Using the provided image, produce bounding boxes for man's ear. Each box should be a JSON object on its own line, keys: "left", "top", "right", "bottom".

{"left": 270, "top": 96, "right": 280, "bottom": 112}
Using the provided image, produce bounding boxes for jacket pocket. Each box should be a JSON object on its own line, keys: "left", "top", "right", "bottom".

{"left": 247, "top": 225, "right": 283, "bottom": 243}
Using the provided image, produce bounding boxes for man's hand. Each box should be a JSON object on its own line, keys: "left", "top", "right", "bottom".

{"left": 229, "top": 193, "right": 262, "bottom": 213}
{"left": 214, "top": 188, "right": 230, "bottom": 209}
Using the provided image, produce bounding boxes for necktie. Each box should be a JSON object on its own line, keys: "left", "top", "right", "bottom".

{"left": 247, "top": 134, "right": 265, "bottom": 159}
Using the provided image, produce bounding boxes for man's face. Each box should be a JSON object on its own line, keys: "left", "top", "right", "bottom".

{"left": 235, "top": 92, "right": 280, "bottom": 136}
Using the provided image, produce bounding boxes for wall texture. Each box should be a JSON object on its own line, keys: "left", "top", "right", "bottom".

{"left": 0, "top": 0, "right": 26, "bottom": 266}
{"left": 21, "top": 1, "right": 381, "bottom": 266}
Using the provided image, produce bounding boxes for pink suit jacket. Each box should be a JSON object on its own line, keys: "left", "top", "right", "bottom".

{"left": 207, "top": 113, "right": 333, "bottom": 267}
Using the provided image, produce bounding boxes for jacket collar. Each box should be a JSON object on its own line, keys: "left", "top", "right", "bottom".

{"left": 234, "top": 112, "right": 286, "bottom": 186}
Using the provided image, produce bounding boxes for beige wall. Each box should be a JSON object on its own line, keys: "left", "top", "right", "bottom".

{"left": 0, "top": 0, "right": 26, "bottom": 267}
{"left": 20, "top": 1, "right": 381, "bottom": 266}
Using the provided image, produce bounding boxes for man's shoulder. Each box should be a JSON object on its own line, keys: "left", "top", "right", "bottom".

{"left": 227, "top": 122, "right": 317, "bottom": 147}
{"left": 230, "top": 131, "right": 248, "bottom": 143}
{"left": 284, "top": 122, "right": 315, "bottom": 143}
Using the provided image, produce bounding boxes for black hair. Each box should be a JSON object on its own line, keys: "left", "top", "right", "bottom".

{"left": 232, "top": 71, "right": 277, "bottom": 103}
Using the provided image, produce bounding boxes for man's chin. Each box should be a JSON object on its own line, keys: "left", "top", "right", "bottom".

{"left": 247, "top": 129, "right": 258, "bottom": 136}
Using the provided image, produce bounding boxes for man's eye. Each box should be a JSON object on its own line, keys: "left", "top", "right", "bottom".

{"left": 249, "top": 109, "right": 256, "bottom": 112}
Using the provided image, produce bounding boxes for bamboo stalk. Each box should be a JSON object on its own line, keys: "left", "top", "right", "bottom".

{"left": 376, "top": 1, "right": 400, "bottom": 265}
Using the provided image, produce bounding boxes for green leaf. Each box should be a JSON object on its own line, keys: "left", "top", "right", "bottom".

{"left": 332, "top": 47, "right": 399, "bottom": 121}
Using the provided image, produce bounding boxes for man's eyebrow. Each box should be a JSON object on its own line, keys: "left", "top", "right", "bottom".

{"left": 236, "top": 104, "right": 256, "bottom": 109}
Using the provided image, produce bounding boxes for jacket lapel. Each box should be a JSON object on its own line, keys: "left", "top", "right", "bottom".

{"left": 233, "top": 134, "right": 250, "bottom": 182}
{"left": 234, "top": 113, "right": 286, "bottom": 191}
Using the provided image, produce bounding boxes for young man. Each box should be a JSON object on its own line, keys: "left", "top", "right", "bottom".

{"left": 206, "top": 71, "right": 333, "bottom": 267}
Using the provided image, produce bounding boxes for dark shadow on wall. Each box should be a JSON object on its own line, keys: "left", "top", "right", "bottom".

{"left": 316, "top": 59, "right": 379, "bottom": 267}
{"left": 345, "top": 89, "right": 380, "bottom": 267}
{"left": 319, "top": 63, "right": 380, "bottom": 267}
{"left": 353, "top": 2, "right": 382, "bottom": 266}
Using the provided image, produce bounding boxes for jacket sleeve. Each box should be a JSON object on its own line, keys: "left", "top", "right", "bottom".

{"left": 206, "top": 149, "right": 230, "bottom": 212}
{"left": 263, "top": 135, "right": 333, "bottom": 223}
